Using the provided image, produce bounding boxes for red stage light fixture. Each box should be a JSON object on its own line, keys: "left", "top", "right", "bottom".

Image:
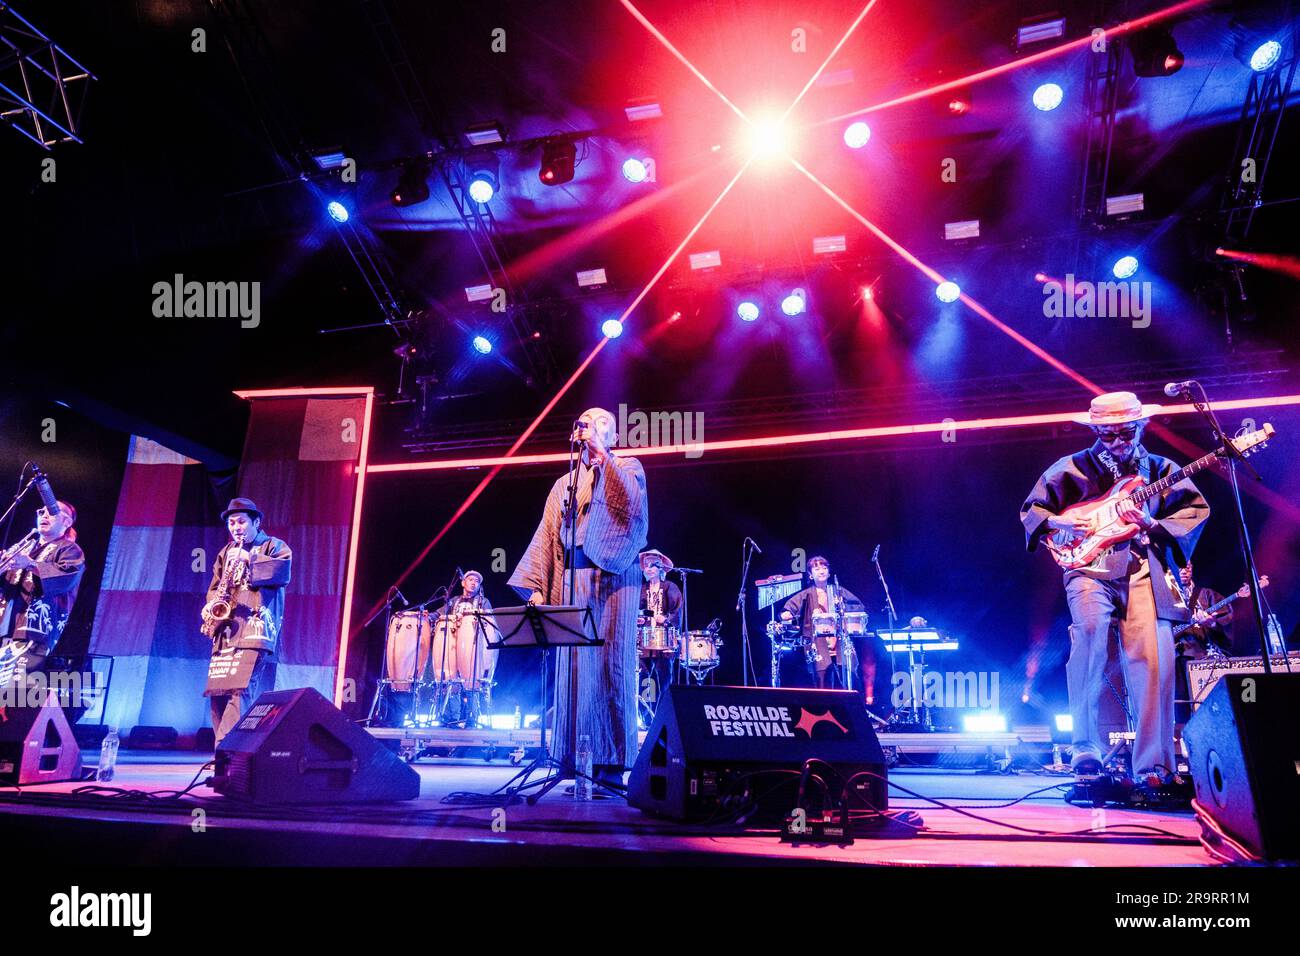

{"left": 539, "top": 138, "right": 576, "bottom": 185}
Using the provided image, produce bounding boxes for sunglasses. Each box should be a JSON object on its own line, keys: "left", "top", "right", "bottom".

{"left": 1096, "top": 426, "right": 1139, "bottom": 443}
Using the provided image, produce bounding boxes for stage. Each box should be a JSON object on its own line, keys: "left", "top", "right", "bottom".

{"left": 0, "top": 750, "right": 1210, "bottom": 867}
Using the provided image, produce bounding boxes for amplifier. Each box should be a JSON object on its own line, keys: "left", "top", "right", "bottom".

{"left": 627, "top": 684, "right": 887, "bottom": 824}
{"left": 1187, "top": 653, "right": 1300, "bottom": 710}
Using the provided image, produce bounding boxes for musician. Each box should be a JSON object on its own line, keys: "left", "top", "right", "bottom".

{"left": 204, "top": 498, "right": 292, "bottom": 743}
{"left": 781, "top": 556, "right": 867, "bottom": 691}
{"left": 0, "top": 501, "right": 85, "bottom": 688}
{"left": 1021, "top": 392, "right": 1208, "bottom": 783}
{"left": 432, "top": 569, "right": 499, "bottom": 691}
{"left": 1172, "top": 562, "right": 1232, "bottom": 656}
{"left": 509, "top": 407, "right": 648, "bottom": 791}
{"left": 639, "top": 550, "right": 682, "bottom": 630}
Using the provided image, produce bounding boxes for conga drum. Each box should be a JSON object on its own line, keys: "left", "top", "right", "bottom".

{"left": 384, "top": 611, "right": 431, "bottom": 692}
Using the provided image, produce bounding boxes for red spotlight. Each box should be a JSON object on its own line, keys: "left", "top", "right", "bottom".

{"left": 862, "top": 286, "right": 874, "bottom": 301}
{"left": 668, "top": 310, "right": 684, "bottom": 324}
{"left": 946, "top": 92, "right": 971, "bottom": 115}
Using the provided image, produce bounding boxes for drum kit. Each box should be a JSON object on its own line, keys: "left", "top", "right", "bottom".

{"left": 371, "top": 605, "right": 497, "bottom": 728}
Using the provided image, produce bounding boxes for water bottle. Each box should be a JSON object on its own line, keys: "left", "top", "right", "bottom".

{"left": 574, "top": 734, "right": 593, "bottom": 801}
{"left": 513, "top": 705, "right": 522, "bottom": 730}
{"left": 97, "top": 727, "right": 120, "bottom": 782}
{"left": 1051, "top": 743, "right": 1062, "bottom": 768}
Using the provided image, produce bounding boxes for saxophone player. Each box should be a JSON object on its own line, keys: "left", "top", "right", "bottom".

{"left": 203, "top": 498, "right": 292, "bottom": 743}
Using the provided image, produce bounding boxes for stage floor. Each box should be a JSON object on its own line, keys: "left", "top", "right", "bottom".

{"left": 0, "top": 751, "right": 1213, "bottom": 866}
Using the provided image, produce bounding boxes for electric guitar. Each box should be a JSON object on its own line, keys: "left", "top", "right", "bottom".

{"left": 1043, "top": 424, "right": 1275, "bottom": 571}
{"left": 1172, "top": 575, "right": 1269, "bottom": 640}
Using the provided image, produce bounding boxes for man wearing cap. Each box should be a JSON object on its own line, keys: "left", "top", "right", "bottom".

{"left": 638, "top": 549, "right": 682, "bottom": 715}
{"left": 203, "top": 498, "right": 293, "bottom": 743}
{"left": 431, "top": 569, "right": 499, "bottom": 711}
{"left": 1021, "top": 392, "right": 1208, "bottom": 784}
{"left": 509, "top": 407, "right": 648, "bottom": 791}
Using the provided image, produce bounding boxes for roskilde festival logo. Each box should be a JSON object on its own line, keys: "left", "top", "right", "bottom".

{"left": 702, "top": 703, "right": 849, "bottom": 738}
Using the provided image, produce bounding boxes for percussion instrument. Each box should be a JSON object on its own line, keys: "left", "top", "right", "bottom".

{"left": 843, "top": 611, "right": 869, "bottom": 635}
{"left": 384, "top": 610, "right": 432, "bottom": 692}
{"left": 765, "top": 619, "right": 800, "bottom": 652}
{"left": 638, "top": 623, "right": 680, "bottom": 656}
{"left": 682, "top": 630, "right": 721, "bottom": 672}
{"left": 811, "top": 611, "right": 837, "bottom": 637}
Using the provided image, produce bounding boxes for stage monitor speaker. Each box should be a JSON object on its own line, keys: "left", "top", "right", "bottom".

{"left": 1183, "top": 672, "right": 1300, "bottom": 861}
{"left": 0, "top": 685, "right": 83, "bottom": 785}
{"left": 628, "top": 684, "right": 887, "bottom": 823}
{"left": 212, "top": 687, "right": 420, "bottom": 803}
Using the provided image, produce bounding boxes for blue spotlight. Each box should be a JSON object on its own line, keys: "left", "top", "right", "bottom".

{"left": 737, "top": 300, "right": 760, "bottom": 322}
{"left": 472, "top": 335, "right": 492, "bottom": 355}
{"left": 935, "top": 280, "right": 960, "bottom": 303}
{"left": 1249, "top": 39, "right": 1282, "bottom": 72}
{"left": 326, "top": 200, "right": 349, "bottom": 223}
{"left": 468, "top": 174, "right": 496, "bottom": 204}
{"left": 601, "top": 318, "right": 624, "bottom": 339}
{"left": 622, "top": 157, "right": 649, "bottom": 183}
{"left": 780, "top": 290, "right": 806, "bottom": 316}
{"left": 1032, "top": 82, "right": 1064, "bottom": 112}
{"left": 843, "top": 121, "right": 871, "bottom": 149}
{"left": 1112, "top": 255, "right": 1139, "bottom": 279}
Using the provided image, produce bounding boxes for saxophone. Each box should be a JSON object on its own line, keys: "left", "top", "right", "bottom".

{"left": 201, "top": 533, "right": 251, "bottom": 639}
{"left": 0, "top": 529, "right": 38, "bottom": 627}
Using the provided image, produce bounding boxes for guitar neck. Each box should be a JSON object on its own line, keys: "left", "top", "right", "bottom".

{"left": 1132, "top": 448, "right": 1222, "bottom": 504}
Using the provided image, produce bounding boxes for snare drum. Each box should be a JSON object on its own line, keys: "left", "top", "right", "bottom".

{"left": 385, "top": 611, "right": 432, "bottom": 691}
{"left": 812, "top": 611, "right": 837, "bottom": 637}
{"left": 638, "top": 624, "right": 680, "bottom": 656}
{"left": 843, "top": 611, "right": 868, "bottom": 635}
{"left": 682, "top": 630, "right": 721, "bottom": 669}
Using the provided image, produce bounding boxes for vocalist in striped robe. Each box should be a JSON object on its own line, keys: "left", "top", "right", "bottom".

{"left": 509, "top": 407, "right": 648, "bottom": 787}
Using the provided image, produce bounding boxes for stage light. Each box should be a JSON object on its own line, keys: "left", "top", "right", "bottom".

{"left": 468, "top": 175, "right": 495, "bottom": 204}
{"left": 625, "top": 97, "right": 662, "bottom": 122}
{"left": 391, "top": 164, "right": 430, "bottom": 207}
{"left": 465, "top": 284, "right": 494, "bottom": 303}
{"left": 472, "top": 335, "right": 493, "bottom": 355}
{"left": 1032, "top": 83, "right": 1064, "bottom": 111}
{"left": 1129, "top": 27, "right": 1183, "bottom": 77}
{"left": 601, "top": 318, "right": 624, "bottom": 339}
{"left": 1112, "top": 255, "right": 1139, "bottom": 279}
{"left": 1054, "top": 714, "right": 1073, "bottom": 733}
{"left": 622, "top": 157, "right": 649, "bottom": 183}
{"left": 576, "top": 268, "right": 608, "bottom": 288}
{"left": 843, "top": 120, "right": 871, "bottom": 148}
{"left": 944, "top": 220, "right": 980, "bottom": 240}
{"left": 465, "top": 152, "right": 499, "bottom": 204}
{"left": 539, "top": 138, "right": 577, "bottom": 185}
{"left": 737, "top": 300, "right": 760, "bottom": 322}
{"left": 1105, "top": 193, "right": 1145, "bottom": 216}
{"left": 1247, "top": 39, "right": 1282, "bottom": 72}
{"left": 1016, "top": 16, "right": 1066, "bottom": 49}
{"left": 749, "top": 118, "right": 789, "bottom": 158}
{"left": 689, "top": 250, "right": 721, "bottom": 270}
{"left": 309, "top": 148, "right": 349, "bottom": 171}
{"left": 813, "top": 235, "right": 847, "bottom": 255}
{"left": 861, "top": 286, "right": 874, "bottom": 301}
{"left": 935, "top": 281, "right": 960, "bottom": 302}
{"left": 962, "top": 713, "right": 1007, "bottom": 733}
{"left": 781, "top": 290, "right": 806, "bottom": 316}
{"left": 947, "top": 94, "right": 971, "bottom": 116}
{"left": 326, "top": 200, "right": 349, "bottom": 223}
{"left": 463, "top": 121, "right": 505, "bottom": 146}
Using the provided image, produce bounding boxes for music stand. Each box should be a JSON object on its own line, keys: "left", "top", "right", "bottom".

{"left": 485, "top": 604, "right": 604, "bottom": 803}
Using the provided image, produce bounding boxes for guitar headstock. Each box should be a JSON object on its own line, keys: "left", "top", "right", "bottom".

{"left": 1231, "top": 422, "right": 1275, "bottom": 458}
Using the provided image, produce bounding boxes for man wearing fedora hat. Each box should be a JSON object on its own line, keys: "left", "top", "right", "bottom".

{"left": 1022, "top": 392, "right": 1208, "bottom": 783}
{"left": 204, "top": 497, "right": 293, "bottom": 743}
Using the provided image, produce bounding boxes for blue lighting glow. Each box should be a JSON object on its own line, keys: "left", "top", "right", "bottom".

{"left": 622, "top": 158, "right": 648, "bottom": 183}
{"left": 1112, "top": 255, "right": 1139, "bottom": 279}
{"left": 843, "top": 121, "right": 871, "bottom": 149}
{"left": 472, "top": 335, "right": 492, "bottom": 355}
{"left": 935, "top": 280, "right": 960, "bottom": 303}
{"left": 601, "top": 318, "right": 624, "bottom": 339}
{"left": 326, "top": 201, "right": 349, "bottom": 223}
{"left": 468, "top": 176, "right": 495, "bottom": 204}
{"left": 780, "top": 291, "right": 806, "bottom": 316}
{"left": 962, "top": 712, "right": 1007, "bottom": 733}
{"left": 1032, "top": 83, "right": 1064, "bottom": 112}
{"left": 737, "top": 301, "right": 760, "bottom": 322}
{"left": 1249, "top": 40, "right": 1282, "bottom": 72}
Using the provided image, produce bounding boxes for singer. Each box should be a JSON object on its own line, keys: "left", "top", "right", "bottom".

{"left": 0, "top": 500, "right": 86, "bottom": 689}
{"left": 203, "top": 498, "right": 293, "bottom": 743}
{"left": 1021, "top": 391, "right": 1208, "bottom": 788}
{"left": 508, "top": 407, "right": 648, "bottom": 789}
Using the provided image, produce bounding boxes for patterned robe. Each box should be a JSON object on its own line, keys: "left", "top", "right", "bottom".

{"left": 204, "top": 531, "right": 292, "bottom": 656}
{"left": 509, "top": 453, "right": 648, "bottom": 768}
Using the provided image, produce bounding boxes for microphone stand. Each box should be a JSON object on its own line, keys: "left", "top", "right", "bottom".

{"left": 735, "top": 539, "right": 758, "bottom": 686}
{"left": 1178, "top": 383, "right": 1280, "bottom": 669}
{"left": 363, "top": 586, "right": 412, "bottom": 726}
{"left": 874, "top": 548, "right": 926, "bottom": 729}
{"left": 670, "top": 567, "right": 702, "bottom": 685}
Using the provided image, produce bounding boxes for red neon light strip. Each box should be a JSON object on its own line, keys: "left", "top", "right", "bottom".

{"left": 823, "top": 0, "right": 1210, "bottom": 123}
{"left": 335, "top": 389, "right": 374, "bottom": 706}
{"left": 788, "top": 157, "right": 1104, "bottom": 393}
{"left": 780, "top": 0, "right": 881, "bottom": 124}
{"left": 233, "top": 386, "right": 376, "bottom": 398}
{"left": 621, "top": 0, "right": 751, "bottom": 123}
{"left": 368, "top": 395, "right": 1300, "bottom": 474}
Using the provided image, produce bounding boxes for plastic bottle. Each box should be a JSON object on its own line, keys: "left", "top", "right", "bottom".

{"left": 575, "top": 734, "right": 593, "bottom": 801}
{"left": 514, "top": 705, "right": 522, "bottom": 730}
{"left": 97, "top": 727, "right": 120, "bottom": 782}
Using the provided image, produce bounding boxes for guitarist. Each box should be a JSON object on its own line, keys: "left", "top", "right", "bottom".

{"left": 1171, "top": 562, "right": 1233, "bottom": 656}
{"left": 1021, "top": 392, "right": 1209, "bottom": 785}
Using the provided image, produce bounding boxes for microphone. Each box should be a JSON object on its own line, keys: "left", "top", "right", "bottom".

{"left": 393, "top": 588, "right": 409, "bottom": 608}
{"left": 32, "top": 469, "right": 59, "bottom": 515}
{"left": 744, "top": 536, "right": 763, "bottom": 554}
{"left": 1163, "top": 380, "right": 1196, "bottom": 398}
{"left": 872, "top": 545, "right": 881, "bottom": 562}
